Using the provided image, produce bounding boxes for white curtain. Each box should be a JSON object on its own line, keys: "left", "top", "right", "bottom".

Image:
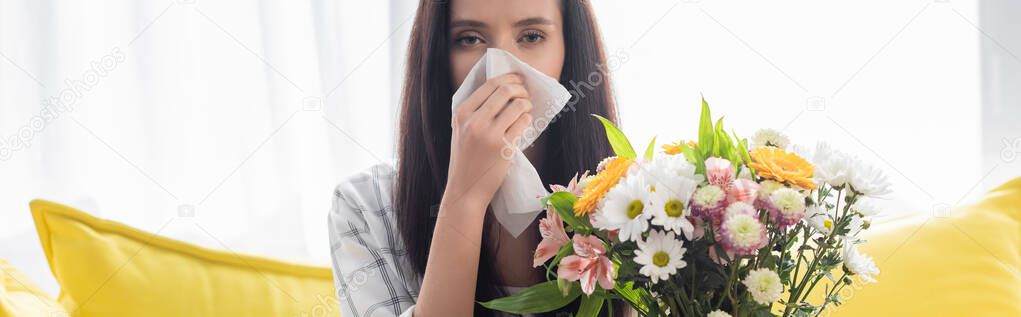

{"left": 2, "top": 0, "right": 1016, "bottom": 297}
{"left": 0, "top": 0, "right": 413, "bottom": 295}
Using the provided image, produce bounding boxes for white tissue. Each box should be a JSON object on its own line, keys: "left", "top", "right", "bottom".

{"left": 450, "top": 48, "right": 572, "bottom": 238}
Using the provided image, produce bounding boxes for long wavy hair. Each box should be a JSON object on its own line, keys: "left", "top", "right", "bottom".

{"left": 393, "top": 0, "right": 627, "bottom": 315}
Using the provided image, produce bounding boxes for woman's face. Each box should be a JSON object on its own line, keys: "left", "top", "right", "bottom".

{"left": 448, "top": 0, "right": 566, "bottom": 88}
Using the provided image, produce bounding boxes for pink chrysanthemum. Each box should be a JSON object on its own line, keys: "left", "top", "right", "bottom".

{"left": 767, "top": 187, "right": 806, "bottom": 228}
{"left": 726, "top": 179, "right": 760, "bottom": 205}
{"left": 723, "top": 201, "right": 757, "bottom": 218}
{"left": 754, "top": 180, "right": 784, "bottom": 210}
{"left": 718, "top": 213, "right": 768, "bottom": 256}
{"left": 690, "top": 184, "right": 727, "bottom": 220}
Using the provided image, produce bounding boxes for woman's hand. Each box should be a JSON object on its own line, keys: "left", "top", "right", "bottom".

{"left": 443, "top": 73, "right": 534, "bottom": 213}
{"left": 416, "top": 74, "right": 534, "bottom": 317}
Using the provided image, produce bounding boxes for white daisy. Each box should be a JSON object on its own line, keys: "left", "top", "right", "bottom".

{"left": 742, "top": 268, "right": 783, "bottom": 305}
{"left": 751, "top": 128, "right": 790, "bottom": 150}
{"left": 594, "top": 177, "right": 653, "bottom": 242}
{"left": 634, "top": 229, "right": 687, "bottom": 284}
{"left": 842, "top": 239, "right": 880, "bottom": 283}
{"left": 849, "top": 159, "right": 892, "bottom": 197}
{"left": 649, "top": 176, "right": 698, "bottom": 239}
{"left": 707, "top": 310, "right": 732, "bottom": 317}
{"left": 805, "top": 205, "right": 834, "bottom": 235}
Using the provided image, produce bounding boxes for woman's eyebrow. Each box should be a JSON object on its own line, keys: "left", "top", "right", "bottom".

{"left": 513, "top": 17, "right": 555, "bottom": 27}
{"left": 450, "top": 19, "right": 487, "bottom": 28}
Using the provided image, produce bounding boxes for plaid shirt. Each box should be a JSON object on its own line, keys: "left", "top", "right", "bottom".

{"left": 329, "top": 164, "right": 535, "bottom": 317}
{"left": 329, "top": 164, "right": 420, "bottom": 317}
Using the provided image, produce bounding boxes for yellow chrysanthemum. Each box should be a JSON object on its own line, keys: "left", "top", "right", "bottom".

{"left": 748, "top": 147, "right": 817, "bottom": 190}
{"left": 661, "top": 141, "right": 698, "bottom": 155}
{"left": 574, "top": 157, "right": 633, "bottom": 215}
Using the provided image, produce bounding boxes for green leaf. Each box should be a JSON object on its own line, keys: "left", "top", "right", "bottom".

{"left": 546, "top": 243, "right": 574, "bottom": 277}
{"left": 679, "top": 141, "right": 707, "bottom": 175}
{"left": 613, "top": 282, "right": 648, "bottom": 314}
{"left": 698, "top": 97, "right": 715, "bottom": 157}
{"left": 713, "top": 117, "right": 726, "bottom": 156}
{"left": 479, "top": 280, "right": 582, "bottom": 314}
{"left": 577, "top": 294, "right": 605, "bottom": 317}
{"left": 644, "top": 136, "right": 657, "bottom": 161}
{"left": 548, "top": 191, "right": 591, "bottom": 230}
{"left": 593, "top": 114, "right": 636, "bottom": 159}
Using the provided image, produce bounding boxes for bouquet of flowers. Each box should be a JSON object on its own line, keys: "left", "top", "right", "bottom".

{"left": 481, "top": 98, "right": 890, "bottom": 317}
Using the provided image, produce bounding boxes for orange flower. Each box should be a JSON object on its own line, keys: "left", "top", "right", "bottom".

{"left": 748, "top": 147, "right": 817, "bottom": 190}
{"left": 574, "top": 157, "right": 633, "bottom": 215}
{"left": 662, "top": 141, "right": 698, "bottom": 155}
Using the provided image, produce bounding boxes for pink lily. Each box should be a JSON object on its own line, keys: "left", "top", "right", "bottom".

{"left": 549, "top": 172, "right": 588, "bottom": 196}
{"left": 557, "top": 235, "right": 615, "bottom": 295}
{"left": 705, "top": 157, "right": 735, "bottom": 187}
{"left": 533, "top": 206, "right": 570, "bottom": 267}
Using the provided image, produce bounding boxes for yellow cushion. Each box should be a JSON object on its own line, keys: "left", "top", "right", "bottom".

{"left": 30, "top": 199, "right": 341, "bottom": 317}
{"left": 825, "top": 177, "right": 1021, "bottom": 316}
{"left": 0, "top": 258, "right": 69, "bottom": 317}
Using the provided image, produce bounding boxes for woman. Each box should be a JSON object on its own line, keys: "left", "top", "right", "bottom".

{"left": 328, "top": 0, "right": 628, "bottom": 316}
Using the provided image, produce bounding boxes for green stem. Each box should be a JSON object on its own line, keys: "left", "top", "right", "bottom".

{"left": 666, "top": 294, "right": 682, "bottom": 317}
{"left": 814, "top": 273, "right": 849, "bottom": 316}
{"left": 715, "top": 259, "right": 740, "bottom": 310}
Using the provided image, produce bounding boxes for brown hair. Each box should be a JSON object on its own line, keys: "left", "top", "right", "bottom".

{"left": 393, "top": 0, "right": 626, "bottom": 315}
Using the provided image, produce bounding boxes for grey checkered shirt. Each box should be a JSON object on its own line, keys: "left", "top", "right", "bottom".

{"left": 329, "top": 164, "right": 420, "bottom": 317}
{"left": 329, "top": 164, "right": 536, "bottom": 317}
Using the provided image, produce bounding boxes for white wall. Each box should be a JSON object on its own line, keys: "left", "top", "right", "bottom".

{"left": 980, "top": 0, "right": 1021, "bottom": 192}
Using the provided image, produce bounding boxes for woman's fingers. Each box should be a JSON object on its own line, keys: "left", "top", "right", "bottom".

{"left": 453, "top": 73, "right": 523, "bottom": 120}
{"left": 494, "top": 98, "right": 533, "bottom": 130}
{"left": 477, "top": 83, "right": 529, "bottom": 120}
{"left": 504, "top": 112, "right": 532, "bottom": 141}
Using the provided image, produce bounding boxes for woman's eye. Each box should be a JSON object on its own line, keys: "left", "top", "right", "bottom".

{"left": 520, "top": 32, "right": 545, "bottom": 44}
{"left": 455, "top": 35, "right": 483, "bottom": 47}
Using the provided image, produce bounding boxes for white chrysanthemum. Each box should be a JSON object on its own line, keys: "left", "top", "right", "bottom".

{"left": 843, "top": 239, "right": 880, "bottom": 283}
{"left": 846, "top": 214, "right": 865, "bottom": 238}
{"left": 805, "top": 205, "right": 834, "bottom": 235}
{"left": 640, "top": 154, "right": 704, "bottom": 184}
{"left": 634, "top": 230, "right": 687, "bottom": 284}
{"left": 742, "top": 268, "right": 783, "bottom": 305}
{"left": 751, "top": 128, "right": 790, "bottom": 150}
{"left": 801, "top": 142, "right": 854, "bottom": 188}
{"left": 849, "top": 159, "right": 892, "bottom": 197}
{"left": 650, "top": 176, "right": 698, "bottom": 239}
{"left": 851, "top": 197, "right": 883, "bottom": 217}
{"left": 595, "top": 177, "right": 653, "bottom": 242}
{"left": 707, "top": 310, "right": 732, "bottom": 317}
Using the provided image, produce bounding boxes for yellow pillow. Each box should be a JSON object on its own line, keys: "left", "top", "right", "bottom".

{"left": 30, "top": 199, "right": 341, "bottom": 317}
{"left": 0, "top": 258, "right": 69, "bottom": 317}
{"left": 825, "top": 177, "right": 1021, "bottom": 316}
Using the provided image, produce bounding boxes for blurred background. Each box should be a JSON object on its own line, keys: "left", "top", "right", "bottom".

{"left": 1, "top": 0, "right": 1018, "bottom": 295}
